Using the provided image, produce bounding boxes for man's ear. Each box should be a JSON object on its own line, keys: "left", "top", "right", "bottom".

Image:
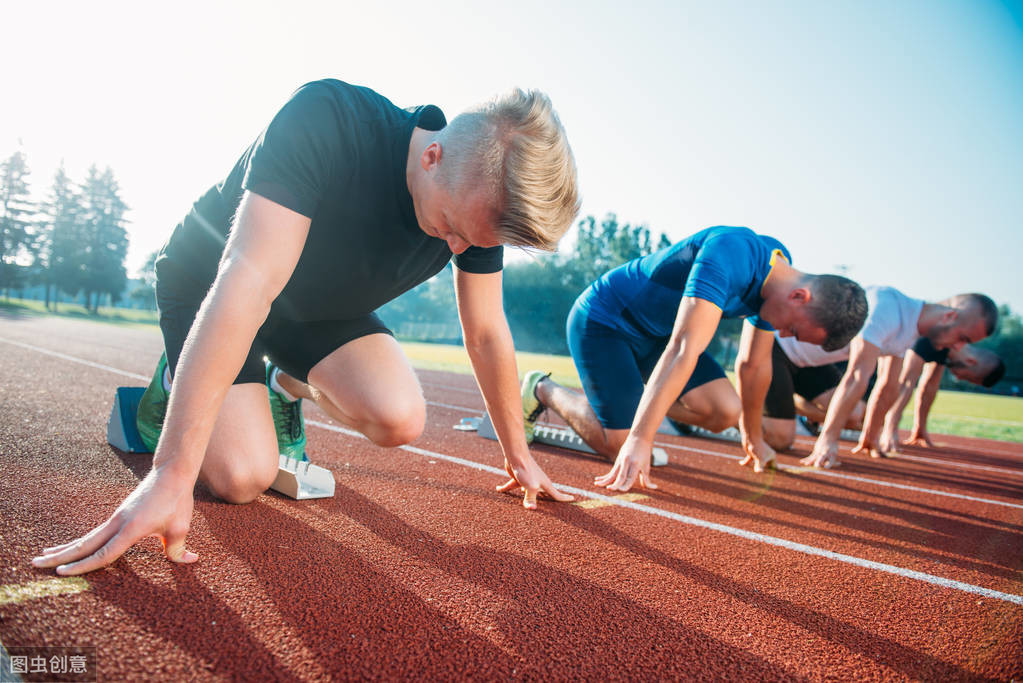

{"left": 420, "top": 141, "right": 443, "bottom": 171}
{"left": 942, "top": 308, "right": 958, "bottom": 325}
{"left": 790, "top": 287, "right": 812, "bottom": 305}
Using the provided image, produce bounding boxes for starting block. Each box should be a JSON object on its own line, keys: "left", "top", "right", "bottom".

{"left": 270, "top": 455, "right": 335, "bottom": 499}
{"left": 459, "top": 414, "right": 669, "bottom": 467}
{"left": 107, "top": 387, "right": 149, "bottom": 453}
{"left": 106, "top": 386, "right": 335, "bottom": 500}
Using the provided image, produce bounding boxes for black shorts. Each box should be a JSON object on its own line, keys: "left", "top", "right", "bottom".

{"left": 764, "top": 341, "right": 843, "bottom": 419}
{"left": 156, "top": 277, "right": 392, "bottom": 385}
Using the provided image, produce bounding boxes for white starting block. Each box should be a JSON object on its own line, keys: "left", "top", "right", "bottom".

{"left": 107, "top": 386, "right": 335, "bottom": 500}
{"left": 270, "top": 455, "right": 335, "bottom": 499}
{"left": 459, "top": 414, "right": 669, "bottom": 467}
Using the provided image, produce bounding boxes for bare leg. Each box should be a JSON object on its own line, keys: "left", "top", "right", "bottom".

{"left": 199, "top": 383, "right": 281, "bottom": 504}
{"left": 278, "top": 333, "right": 425, "bottom": 448}
{"left": 762, "top": 416, "right": 796, "bottom": 451}
{"left": 534, "top": 378, "right": 628, "bottom": 460}
{"left": 666, "top": 378, "right": 741, "bottom": 433}
{"left": 796, "top": 389, "right": 865, "bottom": 430}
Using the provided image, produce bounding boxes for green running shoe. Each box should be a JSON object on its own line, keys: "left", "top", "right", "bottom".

{"left": 136, "top": 352, "right": 169, "bottom": 453}
{"left": 520, "top": 370, "right": 550, "bottom": 444}
{"left": 267, "top": 364, "right": 307, "bottom": 462}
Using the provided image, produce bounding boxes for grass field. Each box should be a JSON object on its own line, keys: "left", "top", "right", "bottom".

{"left": 5, "top": 297, "right": 1020, "bottom": 443}
{"left": 1, "top": 297, "right": 159, "bottom": 327}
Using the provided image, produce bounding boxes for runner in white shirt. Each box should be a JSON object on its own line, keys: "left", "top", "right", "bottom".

{"left": 751, "top": 287, "right": 998, "bottom": 469}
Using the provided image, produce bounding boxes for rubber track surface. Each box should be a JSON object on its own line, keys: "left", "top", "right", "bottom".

{"left": 1, "top": 311, "right": 1021, "bottom": 681}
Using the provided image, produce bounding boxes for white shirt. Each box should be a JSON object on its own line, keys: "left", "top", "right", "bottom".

{"left": 776, "top": 285, "right": 925, "bottom": 367}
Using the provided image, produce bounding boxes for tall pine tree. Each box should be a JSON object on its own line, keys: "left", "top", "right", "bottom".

{"left": 0, "top": 150, "right": 35, "bottom": 295}
{"left": 35, "top": 163, "right": 83, "bottom": 310}
{"left": 78, "top": 165, "right": 129, "bottom": 312}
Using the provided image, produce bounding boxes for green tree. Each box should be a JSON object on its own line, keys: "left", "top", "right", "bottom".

{"left": 0, "top": 150, "right": 35, "bottom": 296}
{"left": 78, "top": 166, "right": 129, "bottom": 312}
{"left": 968, "top": 304, "right": 1023, "bottom": 394}
{"left": 34, "top": 163, "right": 83, "bottom": 310}
{"left": 503, "top": 213, "right": 671, "bottom": 354}
{"left": 128, "top": 249, "right": 159, "bottom": 310}
{"left": 570, "top": 213, "right": 663, "bottom": 287}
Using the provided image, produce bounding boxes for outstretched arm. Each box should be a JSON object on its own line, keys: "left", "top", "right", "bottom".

{"left": 596, "top": 297, "right": 721, "bottom": 491}
{"left": 853, "top": 354, "right": 903, "bottom": 457}
{"left": 801, "top": 335, "right": 880, "bottom": 468}
{"left": 34, "top": 192, "right": 310, "bottom": 574}
{"left": 875, "top": 349, "right": 925, "bottom": 454}
{"left": 735, "top": 322, "right": 777, "bottom": 472}
{"left": 453, "top": 267, "right": 573, "bottom": 510}
{"left": 906, "top": 362, "right": 944, "bottom": 447}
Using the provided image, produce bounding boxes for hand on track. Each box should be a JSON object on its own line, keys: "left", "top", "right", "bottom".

{"left": 877, "top": 429, "right": 902, "bottom": 457}
{"left": 33, "top": 470, "right": 198, "bottom": 575}
{"left": 594, "top": 439, "right": 658, "bottom": 492}
{"left": 496, "top": 456, "right": 574, "bottom": 510}
{"left": 800, "top": 440, "right": 840, "bottom": 469}
{"left": 852, "top": 435, "right": 895, "bottom": 460}
{"left": 903, "top": 429, "right": 936, "bottom": 449}
{"left": 738, "top": 437, "right": 777, "bottom": 473}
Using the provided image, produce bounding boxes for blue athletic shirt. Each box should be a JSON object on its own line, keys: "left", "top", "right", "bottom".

{"left": 579, "top": 226, "right": 791, "bottom": 342}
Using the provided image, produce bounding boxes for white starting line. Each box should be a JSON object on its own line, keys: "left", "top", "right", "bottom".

{"left": 308, "top": 418, "right": 1023, "bottom": 606}
{"left": 4, "top": 335, "right": 1022, "bottom": 607}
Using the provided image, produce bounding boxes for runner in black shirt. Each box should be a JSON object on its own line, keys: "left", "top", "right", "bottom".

{"left": 35, "top": 79, "right": 580, "bottom": 575}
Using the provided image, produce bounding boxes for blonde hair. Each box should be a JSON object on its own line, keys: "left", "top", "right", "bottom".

{"left": 435, "top": 89, "right": 580, "bottom": 251}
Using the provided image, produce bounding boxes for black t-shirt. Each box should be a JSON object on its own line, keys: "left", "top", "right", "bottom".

{"left": 912, "top": 336, "right": 949, "bottom": 365}
{"left": 156, "top": 79, "right": 503, "bottom": 321}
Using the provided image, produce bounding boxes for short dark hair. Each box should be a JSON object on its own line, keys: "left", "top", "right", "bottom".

{"left": 804, "top": 274, "right": 868, "bottom": 352}
{"left": 983, "top": 360, "right": 1006, "bottom": 388}
{"left": 966, "top": 293, "right": 999, "bottom": 336}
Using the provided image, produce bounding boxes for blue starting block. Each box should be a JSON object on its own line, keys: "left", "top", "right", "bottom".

{"left": 107, "top": 387, "right": 149, "bottom": 453}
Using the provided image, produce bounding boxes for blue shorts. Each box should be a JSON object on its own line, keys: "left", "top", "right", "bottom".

{"left": 567, "top": 298, "right": 727, "bottom": 430}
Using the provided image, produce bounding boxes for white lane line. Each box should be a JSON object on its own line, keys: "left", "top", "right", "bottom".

{"left": 307, "top": 418, "right": 1023, "bottom": 606}
{"left": 791, "top": 435, "right": 1023, "bottom": 477}
{"left": 6, "top": 336, "right": 1019, "bottom": 511}
{"left": 0, "top": 336, "right": 149, "bottom": 382}
{"left": 9, "top": 339, "right": 1022, "bottom": 605}
{"left": 423, "top": 399, "right": 1023, "bottom": 511}
{"left": 0, "top": 577, "right": 89, "bottom": 606}
{"left": 419, "top": 380, "right": 482, "bottom": 395}
{"left": 649, "top": 441, "right": 1023, "bottom": 510}
{"left": 419, "top": 377, "right": 1023, "bottom": 461}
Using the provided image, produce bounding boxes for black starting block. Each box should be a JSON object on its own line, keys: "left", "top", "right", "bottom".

{"left": 106, "top": 386, "right": 334, "bottom": 499}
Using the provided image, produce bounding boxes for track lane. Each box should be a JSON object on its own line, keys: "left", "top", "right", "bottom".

{"left": 1, "top": 312, "right": 1021, "bottom": 680}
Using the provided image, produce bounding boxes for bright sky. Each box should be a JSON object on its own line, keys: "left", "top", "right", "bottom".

{"left": 3, "top": 0, "right": 1021, "bottom": 311}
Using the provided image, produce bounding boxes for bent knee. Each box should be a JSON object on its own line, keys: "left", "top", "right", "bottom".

{"left": 203, "top": 461, "right": 278, "bottom": 504}
{"left": 705, "top": 405, "right": 741, "bottom": 433}
{"left": 365, "top": 400, "right": 426, "bottom": 447}
{"left": 764, "top": 429, "right": 794, "bottom": 451}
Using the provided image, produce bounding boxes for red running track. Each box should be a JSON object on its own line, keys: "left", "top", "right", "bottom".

{"left": 1, "top": 311, "right": 1021, "bottom": 681}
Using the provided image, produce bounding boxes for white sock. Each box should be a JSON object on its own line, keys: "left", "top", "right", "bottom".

{"left": 162, "top": 367, "right": 172, "bottom": 392}
{"left": 269, "top": 367, "right": 298, "bottom": 402}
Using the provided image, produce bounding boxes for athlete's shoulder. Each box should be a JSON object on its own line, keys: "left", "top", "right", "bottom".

{"left": 288, "top": 79, "right": 405, "bottom": 119}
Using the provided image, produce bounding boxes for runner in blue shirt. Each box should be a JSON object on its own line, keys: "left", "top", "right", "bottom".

{"left": 522, "top": 226, "right": 867, "bottom": 491}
